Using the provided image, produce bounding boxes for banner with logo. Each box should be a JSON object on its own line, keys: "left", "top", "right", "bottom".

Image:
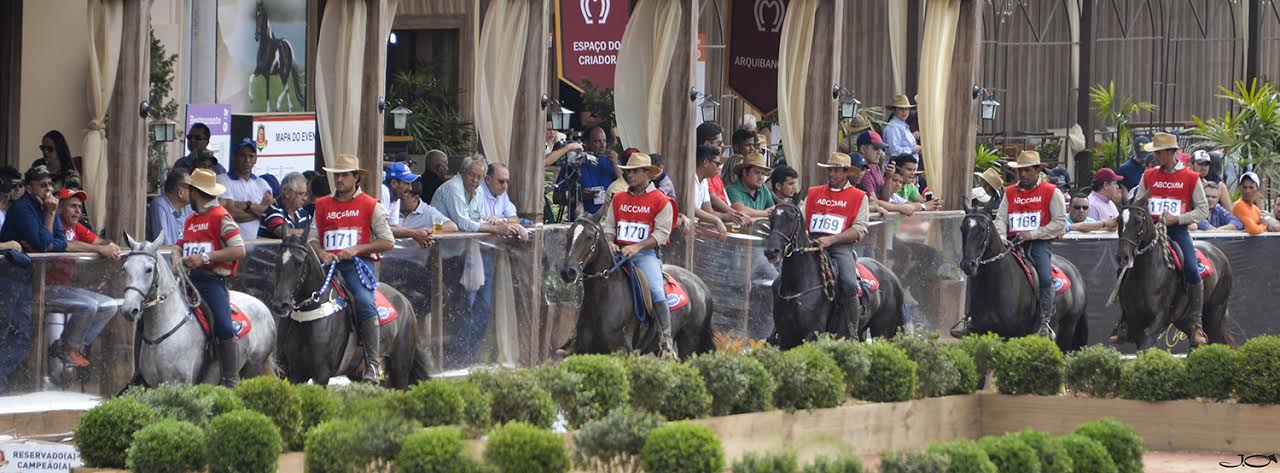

{"left": 555, "top": 0, "right": 629, "bottom": 91}
{"left": 186, "top": 104, "right": 233, "bottom": 165}
{"left": 231, "top": 113, "right": 317, "bottom": 177}
{"left": 726, "top": 0, "right": 788, "bottom": 115}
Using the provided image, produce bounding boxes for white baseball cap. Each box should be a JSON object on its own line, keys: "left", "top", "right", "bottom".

{"left": 1192, "top": 150, "right": 1211, "bottom": 163}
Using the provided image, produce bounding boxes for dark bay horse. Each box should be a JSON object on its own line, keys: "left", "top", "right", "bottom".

{"left": 1113, "top": 199, "right": 1234, "bottom": 349}
{"left": 761, "top": 202, "right": 906, "bottom": 349}
{"left": 958, "top": 199, "right": 1089, "bottom": 352}
{"left": 270, "top": 232, "right": 421, "bottom": 388}
{"left": 251, "top": 0, "right": 303, "bottom": 111}
{"left": 558, "top": 218, "right": 714, "bottom": 358}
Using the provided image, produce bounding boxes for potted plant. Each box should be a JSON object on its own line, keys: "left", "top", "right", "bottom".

{"left": 1089, "top": 81, "right": 1156, "bottom": 169}
{"left": 578, "top": 78, "right": 615, "bottom": 129}
{"left": 386, "top": 61, "right": 476, "bottom": 156}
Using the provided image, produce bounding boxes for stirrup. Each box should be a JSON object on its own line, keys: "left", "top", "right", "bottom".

{"left": 949, "top": 318, "right": 972, "bottom": 338}
{"left": 1107, "top": 323, "right": 1127, "bottom": 344}
{"left": 1038, "top": 321, "right": 1056, "bottom": 340}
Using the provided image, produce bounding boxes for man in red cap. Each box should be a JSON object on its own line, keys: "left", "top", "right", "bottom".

{"left": 46, "top": 188, "right": 122, "bottom": 367}
{"left": 1087, "top": 168, "right": 1123, "bottom": 223}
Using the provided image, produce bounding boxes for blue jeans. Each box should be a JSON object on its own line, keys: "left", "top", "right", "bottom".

{"left": 189, "top": 270, "right": 235, "bottom": 341}
{"left": 45, "top": 285, "right": 120, "bottom": 350}
{"left": 338, "top": 258, "right": 378, "bottom": 322}
{"left": 1166, "top": 225, "right": 1201, "bottom": 285}
{"left": 0, "top": 269, "right": 32, "bottom": 394}
{"left": 631, "top": 249, "right": 666, "bottom": 307}
{"left": 1026, "top": 240, "right": 1053, "bottom": 290}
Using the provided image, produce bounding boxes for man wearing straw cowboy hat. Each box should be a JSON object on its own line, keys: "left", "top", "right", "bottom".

{"left": 309, "top": 154, "right": 396, "bottom": 382}
{"left": 599, "top": 153, "right": 678, "bottom": 358}
{"left": 972, "top": 167, "right": 1005, "bottom": 209}
{"left": 955, "top": 150, "right": 1066, "bottom": 340}
{"left": 1108, "top": 132, "right": 1210, "bottom": 345}
{"left": 805, "top": 152, "right": 873, "bottom": 336}
{"left": 727, "top": 152, "right": 777, "bottom": 219}
{"left": 177, "top": 168, "right": 248, "bottom": 387}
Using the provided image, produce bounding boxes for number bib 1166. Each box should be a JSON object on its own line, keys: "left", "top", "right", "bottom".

{"left": 808, "top": 213, "right": 847, "bottom": 235}
{"left": 182, "top": 242, "right": 213, "bottom": 258}
{"left": 1149, "top": 197, "right": 1183, "bottom": 216}
{"left": 617, "top": 221, "right": 650, "bottom": 244}
{"left": 324, "top": 228, "right": 359, "bottom": 252}
{"left": 1008, "top": 212, "right": 1041, "bottom": 232}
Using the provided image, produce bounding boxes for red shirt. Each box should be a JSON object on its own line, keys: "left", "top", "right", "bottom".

{"left": 1005, "top": 182, "right": 1057, "bottom": 238}
{"left": 804, "top": 185, "right": 866, "bottom": 236}
{"left": 48, "top": 222, "right": 97, "bottom": 286}
{"left": 1143, "top": 167, "right": 1199, "bottom": 219}
{"left": 314, "top": 193, "right": 380, "bottom": 260}
{"left": 176, "top": 206, "right": 241, "bottom": 276}
{"left": 707, "top": 175, "right": 729, "bottom": 203}
{"left": 611, "top": 189, "right": 671, "bottom": 246}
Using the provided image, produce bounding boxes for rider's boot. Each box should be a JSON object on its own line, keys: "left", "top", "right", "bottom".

{"left": 655, "top": 301, "right": 677, "bottom": 359}
{"left": 1186, "top": 281, "right": 1208, "bottom": 345}
{"left": 1106, "top": 321, "right": 1128, "bottom": 345}
{"left": 359, "top": 317, "right": 382, "bottom": 383}
{"left": 950, "top": 316, "right": 974, "bottom": 338}
{"left": 555, "top": 336, "right": 576, "bottom": 357}
{"left": 217, "top": 338, "right": 240, "bottom": 388}
{"left": 1036, "top": 286, "right": 1056, "bottom": 340}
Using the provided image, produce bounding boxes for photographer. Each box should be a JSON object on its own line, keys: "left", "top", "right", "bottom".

{"left": 554, "top": 125, "right": 618, "bottom": 219}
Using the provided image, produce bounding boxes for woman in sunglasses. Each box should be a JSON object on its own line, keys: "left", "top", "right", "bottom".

{"left": 33, "top": 130, "right": 81, "bottom": 191}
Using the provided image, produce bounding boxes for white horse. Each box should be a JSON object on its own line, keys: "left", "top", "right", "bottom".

{"left": 119, "top": 234, "right": 276, "bottom": 386}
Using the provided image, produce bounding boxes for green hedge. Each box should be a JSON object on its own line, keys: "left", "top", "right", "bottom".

{"left": 1057, "top": 434, "right": 1117, "bottom": 473}
{"left": 1065, "top": 345, "right": 1123, "bottom": 398}
{"left": 731, "top": 451, "right": 799, "bottom": 473}
{"left": 74, "top": 396, "right": 157, "bottom": 468}
{"left": 471, "top": 369, "right": 557, "bottom": 428}
{"left": 1236, "top": 335, "right": 1280, "bottom": 404}
{"left": 1073, "top": 418, "right": 1144, "bottom": 473}
{"left": 772, "top": 345, "right": 846, "bottom": 411}
{"left": 572, "top": 408, "right": 662, "bottom": 472}
{"left": 449, "top": 379, "right": 493, "bottom": 437}
{"left": 124, "top": 384, "right": 243, "bottom": 428}
{"left": 1185, "top": 344, "right": 1238, "bottom": 401}
{"left": 293, "top": 384, "right": 339, "bottom": 438}
{"left": 304, "top": 419, "right": 363, "bottom": 473}
{"left": 810, "top": 335, "right": 870, "bottom": 397}
{"left": 126, "top": 418, "right": 206, "bottom": 473}
{"left": 925, "top": 440, "right": 997, "bottom": 473}
{"left": 976, "top": 435, "right": 1040, "bottom": 473}
{"left": 892, "top": 332, "right": 962, "bottom": 398}
{"left": 688, "top": 352, "right": 776, "bottom": 415}
{"left": 207, "top": 409, "right": 282, "bottom": 473}
{"left": 957, "top": 333, "right": 1004, "bottom": 376}
{"left": 661, "top": 362, "right": 712, "bottom": 420}
{"left": 234, "top": 376, "right": 304, "bottom": 451}
{"left": 878, "top": 450, "right": 951, "bottom": 473}
{"left": 1119, "top": 349, "right": 1186, "bottom": 401}
{"left": 484, "top": 422, "right": 570, "bottom": 473}
{"left": 407, "top": 380, "right": 465, "bottom": 427}
{"left": 1005, "top": 428, "right": 1072, "bottom": 473}
{"left": 801, "top": 455, "right": 867, "bottom": 473}
{"left": 396, "top": 426, "right": 477, "bottom": 473}
{"left": 994, "top": 336, "right": 1063, "bottom": 396}
{"left": 945, "top": 346, "right": 979, "bottom": 396}
{"left": 639, "top": 421, "right": 725, "bottom": 473}
{"left": 855, "top": 341, "right": 917, "bottom": 402}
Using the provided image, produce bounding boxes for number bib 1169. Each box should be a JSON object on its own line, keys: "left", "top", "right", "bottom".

{"left": 1008, "top": 212, "right": 1041, "bottom": 232}
{"left": 182, "top": 242, "right": 213, "bottom": 258}
{"left": 1149, "top": 197, "right": 1183, "bottom": 216}
{"left": 324, "top": 228, "right": 359, "bottom": 252}
{"left": 808, "top": 213, "right": 847, "bottom": 235}
{"left": 617, "top": 221, "right": 650, "bottom": 244}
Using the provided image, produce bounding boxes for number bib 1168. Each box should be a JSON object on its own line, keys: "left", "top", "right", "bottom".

{"left": 808, "top": 213, "right": 847, "bottom": 235}
{"left": 617, "top": 221, "right": 650, "bottom": 244}
{"left": 324, "top": 228, "right": 359, "bottom": 252}
{"left": 1008, "top": 212, "right": 1041, "bottom": 232}
{"left": 182, "top": 242, "right": 213, "bottom": 258}
{"left": 1149, "top": 197, "right": 1183, "bottom": 216}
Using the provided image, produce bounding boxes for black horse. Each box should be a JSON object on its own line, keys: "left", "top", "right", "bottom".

{"left": 958, "top": 198, "right": 1089, "bottom": 352}
{"left": 1112, "top": 199, "right": 1234, "bottom": 349}
{"left": 557, "top": 218, "right": 714, "bottom": 358}
{"left": 251, "top": 1, "right": 303, "bottom": 112}
{"left": 761, "top": 201, "right": 906, "bottom": 348}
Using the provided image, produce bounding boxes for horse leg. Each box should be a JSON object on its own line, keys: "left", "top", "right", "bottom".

{"left": 276, "top": 72, "right": 289, "bottom": 111}
{"left": 384, "top": 319, "right": 417, "bottom": 389}
{"left": 248, "top": 73, "right": 257, "bottom": 106}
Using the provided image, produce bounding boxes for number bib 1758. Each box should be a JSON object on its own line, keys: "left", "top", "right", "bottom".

{"left": 1008, "top": 212, "right": 1041, "bottom": 232}
{"left": 617, "top": 221, "right": 650, "bottom": 244}
{"left": 808, "top": 213, "right": 847, "bottom": 235}
{"left": 182, "top": 242, "right": 213, "bottom": 257}
{"left": 324, "top": 228, "right": 359, "bottom": 252}
{"left": 1149, "top": 197, "right": 1183, "bottom": 216}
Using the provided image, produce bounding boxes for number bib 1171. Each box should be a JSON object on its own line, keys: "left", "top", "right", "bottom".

{"left": 324, "top": 228, "right": 359, "bottom": 252}
{"left": 808, "top": 213, "right": 847, "bottom": 235}
{"left": 1149, "top": 197, "right": 1183, "bottom": 216}
{"left": 1008, "top": 212, "right": 1041, "bottom": 232}
{"left": 617, "top": 221, "right": 650, "bottom": 244}
{"left": 182, "top": 242, "right": 213, "bottom": 257}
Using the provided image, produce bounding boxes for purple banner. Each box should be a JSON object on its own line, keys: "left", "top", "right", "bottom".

{"left": 186, "top": 104, "right": 233, "bottom": 166}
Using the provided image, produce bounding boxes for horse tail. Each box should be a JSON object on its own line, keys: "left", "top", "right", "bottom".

{"left": 699, "top": 295, "right": 716, "bottom": 353}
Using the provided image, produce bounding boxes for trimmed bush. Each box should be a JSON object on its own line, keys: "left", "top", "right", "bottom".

{"left": 661, "top": 362, "right": 712, "bottom": 420}
{"left": 877, "top": 450, "right": 950, "bottom": 473}
{"left": 945, "top": 346, "right": 979, "bottom": 395}
{"left": 126, "top": 418, "right": 206, "bottom": 473}
{"left": 484, "top": 422, "right": 570, "bottom": 473}
{"left": 732, "top": 451, "right": 799, "bottom": 473}
{"left": 185, "top": 384, "right": 245, "bottom": 417}
{"left": 207, "top": 409, "right": 282, "bottom": 473}
{"left": 449, "top": 379, "right": 493, "bottom": 437}
{"left": 304, "top": 419, "right": 362, "bottom": 473}
{"left": 854, "top": 341, "right": 917, "bottom": 402}
{"left": 893, "top": 332, "right": 961, "bottom": 398}
{"left": 1057, "top": 435, "right": 1117, "bottom": 473}
{"left": 977, "top": 435, "right": 1040, "bottom": 473}
{"left": 408, "top": 380, "right": 465, "bottom": 427}
{"left": 957, "top": 333, "right": 1004, "bottom": 376}
{"left": 74, "top": 396, "right": 157, "bottom": 468}
{"left": 772, "top": 345, "right": 845, "bottom": 411}
{"left": 639, "top": 421, "right": 725, "bottom": 473}
{"left": 926, "top": 440, "right": 997, "bottom": 473}
{"left": 352, "top": 414, "right": 422, "bottom": 464}
{"left": 471, "top": 369, "right": 557, "bottom": 428}
{"left": 688, "top": 352, "right": 776, "bottom": 415}
{"left": 1236, "top": 335, "right": 1280, "bottom": 404}
{"left": 1065, "top": 345, "right": 1123, "bottom": 398}
{"left": 810, "top": 335, "right": 870, "bottom": 396}
{"left": 749, "top": 345, "right": 787, "bottom": 379}
{"left": 294, "top": 384, "right": 339, "bottom": 437}
{"left": 572, "top": 408, "right": 664, "bottom": 472}
{"left": 1073, "top": 418, "right": 1144, "bottom": 473}
{"left": 396, "top": 426, "right": 478, "bottom": 473}
{"left": 1119, "top": 349, "right": 1186, "bottom": 401}
{"left": 234, "top": 376, "right": 304, "bottom": 450}
{"left": 544, "top": 355, "right": 630, "bottom": 428}
{"left": 124, "top": 384, "right": 244, "bottom": 428}
{"left": 625, "top": 355, "right": 677, "bottom": 413}
{"left": 994, "top": 335, "right": 1064, "bottom": 396}
{"left": 801, "top": 455, "right": 866, "bottom": 473}
{"left": 1006, "top": 428, "right": 1073, "bottom": 473}
{"left": 1185, "top": 344, "right": 1238, "bottom": 401}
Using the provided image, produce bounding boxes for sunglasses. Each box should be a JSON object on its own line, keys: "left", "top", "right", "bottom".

{"left": 1072, "top": 205, "right": 1089, "bottom": 210}
{"left": 39, "top": 145, "right": 53, "bottom": 152}
{"left": 187, "top": 135, "right": 209, "bottom": 141}
{"left": 492, "top": 179, "right": 510, "bottom": 185}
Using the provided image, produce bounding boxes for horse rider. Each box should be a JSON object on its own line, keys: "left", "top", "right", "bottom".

{"left": 309, "top": 154, "right": 395, "bottom": 382}
{"left": 805, "top": 152, "right": 872, "bottom": 337}
{"left": 176, "top": 169, "right": 247, "bottom": 387}
{"left": 1108, "top": 132, "right": 1210, "bottom": 345}
{"left": 954, "top": 150, "right": 1065, "bottom": 340}
{"left": 599, "top": 153, "right": 678, "bottom": 358}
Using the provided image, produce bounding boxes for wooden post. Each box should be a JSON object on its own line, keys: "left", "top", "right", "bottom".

{"left": 1075, "top": 0, "right": 1095, "bottom": 186}
{"left": 905, "top": 0, "right": 921, "bottom": 99}
{"left": 799, "top": 1, "right": 842, "bottom": 188}
{"left": 359, "top": 0, "right": 393, "bottom": 196}
{"left": 1245, "top": 0, "right": 1261, "bottom": 83}
{"left": 509, "top": 0, "right": 550, "bottom": 221}
{"left": 939, "top": 0, "right": 982, "bottom": 210}
{"left": 659, "top": 0, "right": 698, "bottom": 269}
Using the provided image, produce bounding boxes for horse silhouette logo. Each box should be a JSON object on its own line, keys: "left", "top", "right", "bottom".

{"left": 754, "top": 0, "right": 784, "bottom": 33}
{"left": 581, "top": 0, "right": 612, "bottom": 25}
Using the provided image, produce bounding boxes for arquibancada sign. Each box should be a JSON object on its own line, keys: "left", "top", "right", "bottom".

{"left": 726, "top": 0, "right": 788, "bottom": 115}
{"left": 555, "top": 0, "right": 629, "bottom": 91}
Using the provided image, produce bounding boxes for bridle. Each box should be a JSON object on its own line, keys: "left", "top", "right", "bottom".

{"left": 774, "top": 203, "right": 819, "bottom": 259}
{"left": 566, "top": 218, "right": 617, "bottom": 283}
{"left": 122, "top": 251, "right": 167, "bottom": 309}
{"left": 963, "top": 212, "right": 1021, "bottom": 266}
{"left": 769, "top": 203, "right": 835, "bottom": 302}
{"left": 279, "top": 239, "right": 331, "bottom": 312}
{"left": 1117, "top": 205, "right": 1162, "bottom": 258}
{"left": 122, "top": 250, "right": 201, "bottom": 346}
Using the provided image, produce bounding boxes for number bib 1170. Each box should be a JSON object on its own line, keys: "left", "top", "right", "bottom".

{"left": 182, "top": 242, "right": 213, "bottom": 257}
{"left": 808, "top": 213, "right": 847, "bottom": 235}
{"left": 617, "top": 221, "right": 650, "bottom": 244}
{"left": 1149, "top": 197, "right": 1183, "bottom": 216}
{"left": 324, "top": 228, "right": 359, "bottom": 252}
{"left": 1008, "top": 212, "right": 1041, "bottom": 232}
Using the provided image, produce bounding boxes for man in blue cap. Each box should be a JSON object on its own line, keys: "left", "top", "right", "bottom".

{"left": 1117, "top": 135, "right": 1152, "bottom": 191}
{"left": 383, "top": 162, "right": 434, "bottom": 247}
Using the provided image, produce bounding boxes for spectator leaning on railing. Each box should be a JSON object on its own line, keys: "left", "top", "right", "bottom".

{"left": 1231, "top": 172, "right": 1279, "bottom": 234}
{"left": 46, "top": 188, "right": 122, "bottom": 368}
{"left": 0, "top": 166, "right": 67, "bottom": 253}
{"left": 146, "top": 167, "right": 193, "bottom": 246}
{"left": 1197, "top": 182, "right": 1243, "bottom": 231}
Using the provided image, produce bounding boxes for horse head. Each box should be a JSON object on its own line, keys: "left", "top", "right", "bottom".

{"left": 958, "top": 195, "right": 1000, "bottom": 277}
{"left": 254, "top": 1, "right": 267, "bottom": 41}
{"left": 763, "top": 200, "right": 804, "bottom": 263}
{"left": 561, "top": 217, "right": 607, "bottom": 284}
{"left": 272, "top": 226, "right": 317, "bottom": 315}
{"left": 120, "top": 232, "right": 167, "bottom": 321}
{"left": 1116, "top": 196, "right": 1153, "bottom": 269}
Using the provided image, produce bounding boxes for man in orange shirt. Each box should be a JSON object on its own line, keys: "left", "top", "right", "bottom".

{"left": 1231, "top": 172, "right": 1280, "bottom": 234}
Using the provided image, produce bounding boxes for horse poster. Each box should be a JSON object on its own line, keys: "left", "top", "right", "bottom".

{"left": 216, "top": 0, "right": 308, "bottom": 113}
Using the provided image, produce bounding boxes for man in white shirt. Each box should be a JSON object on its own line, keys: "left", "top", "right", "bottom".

{"left": 399, "top": 189, "right": 457, "bottom": 233}
{"left": 384, "top": 162, "right": 433, "bottom": 247}
{"left": 218, "top": 139, "right": 275, "bottom": 239}
{"left": 481, "top": 163, "right": 518, "bottom": 222}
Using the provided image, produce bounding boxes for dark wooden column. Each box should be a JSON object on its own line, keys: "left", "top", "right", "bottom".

{"left": 659, "top": 0, "right": 698, "bottom": 268}
{"left": 940, "top": 0, "right": 982, "bottom": 210}
{"left": 1075, "top": 0, "right": 1095, "bottom": 186}
{"left": 799, "top": 1, "right": 843, "bottom": 188}
{"left": 905, "top": 0, "right": 922, "bottom": 98}
{"left": 359, "top": 0, "right": 393, "bottom": 196}
{"left": 509, "top": 0, "right": 550, "bottom": 220}
{"left": 1245, "top": 0, "right": 1261, "bottom": 83}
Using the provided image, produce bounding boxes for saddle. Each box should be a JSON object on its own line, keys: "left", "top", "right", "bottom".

{"left": 1010, "top": 249, "right": 1072, "bottom": 295}
{"left": 193, "top": 304, "right": 252, "bottom": 340}
{"left": 1166, "top": 243, "right": 1215, "bottom": 279}
{"left": 619, "top": 265, "right": 689, "bottom": 322}
{"left": 333, "top": 284, "right": 401, "bottom": 326}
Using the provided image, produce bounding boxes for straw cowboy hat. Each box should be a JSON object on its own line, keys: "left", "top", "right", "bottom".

{"left": 1006, "top": 150, "right": 1045, "bottom": 169}
{"left": 732, "top": 153, "right": 773, "bottom": 174}
{"left": 1143, "top": 132, "right": 1180, "bottom": 153}
{"left": 188, "top": 168, "right": 227, "bottom": 196}
{"left": 888, "top": 95, "right": 916, "bottom": 110}
{"left": 818, "top": 152, "right": 866, "bottom": 169}
{"left": 618, "top": 152, "right": 661, "bottom": 176}
{"left": 846, "top": 115, "right": 872, "bottom": 135}
{"left": 974, "top": 167, "right": 1005, "bottom": 191}
{"left": 322, "top": 153, "right": 369, "bottom": 175}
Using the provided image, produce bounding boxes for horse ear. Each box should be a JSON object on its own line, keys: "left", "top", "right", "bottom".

{"left": 300, "top": 222, "right": 312, "bottom": 242}
{"left": 962, "top": 198, "right": 973, "bottom": 215}
{"left": 124, "top": 232, "right": 141, "bottom": 251}
{"left": 149, "top": 233, "right": 165, "bottom": 252}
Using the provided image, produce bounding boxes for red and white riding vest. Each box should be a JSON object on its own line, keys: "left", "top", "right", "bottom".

{"left": 1005, "top": 182, "right": 1057, "bottom": 238}
{"left": 314, "top": 193, "right": 381, "bottom": 260}
{"left": 611, "top": 189, "right": 671, "bottom": 246}
{"left": 177, "top": 205, "right": 240, "bottom": 276}
{"left": 1142, "top": 167, "right": 1199, "bottom": 220}
{"left": 804, "top": 185, "right": 866, "bottom": 236}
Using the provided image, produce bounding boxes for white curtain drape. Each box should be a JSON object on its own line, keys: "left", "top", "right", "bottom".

{"left": 316, "top": 1, "right": 369, "bottom": 164}
{"left": 615, "top": 0, "right": 683, "bottom": 152}
{"left": 474, "top": 0, "right": 530, "bottom": 164}
{"left": 84, "top": 0, "right": 123, "bottom": 231}
{"left": 887, "top": 0, "right": 908, "bottom": 95}
{"left": 918, "top": 0, "right": 960, "bottom": 200}
{"left": 777, "top": 0, "right": 820, "bottom": 179}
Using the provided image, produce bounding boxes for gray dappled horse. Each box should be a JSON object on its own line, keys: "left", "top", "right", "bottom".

{"left": 762, "top": 201, "right": 906, "bottom": 348}
{"left": 1114, "top": 198, "right": 1234, "bottom": 350}
{"left": 119, "top": 234, "right": 276, "bottom": 386}
{"left": 270, "top": 231, "right": 420, "bottom": 388}
{"left": 958, "top": 198, "right": 1089, "bottom": 352}
{"left": 558, "top": 217, "right": 714, "bottom": 358}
